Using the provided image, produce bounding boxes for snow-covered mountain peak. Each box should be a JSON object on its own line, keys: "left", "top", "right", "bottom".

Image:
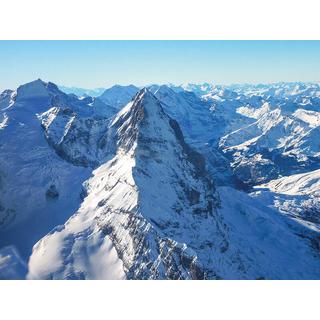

{"left": 108, "top": 87, "right": 219, "bottom": 222}
{"left": 5, "top": 79, "right": 116, "bottom": 121}
{"left": 111, "top": 88, "right": 174, "bottom": 152}
{"left": 99, "top": 84, "right": 139, "bottom": 109}
{"left": 10, "top": 79, "right": 73, "bottom": 114}
{"left": 2, "top": 80, "right": 320, "bottom": 280}
{"left": 27, "top": 88, "right": 222, "bottom": 279}
{"left": 133, "top": 87, "right": 159, "bottom": 105}
{"left": 16, "top": 79, "right": 50, "bottom": 99}
{"left": 111, "top": 87, "right": 160, "bottom": 122}
{"left": 132, "top": 87, "right": 168, "bottom": 115}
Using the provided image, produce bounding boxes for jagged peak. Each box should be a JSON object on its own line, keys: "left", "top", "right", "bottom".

{"left": 112, "top": 88, "right": 165, "bottom": 125}
{"left": 110, "top": 87, "right": 209, "bottom": 185}
{"left": 110, "top": 88, "right": 170, "bottom": 153}
{"left": 134, "top": 87, "right": 156, "bottom": 102}
{"left": 134, "top": 87, "right": 167, "bottom": 112}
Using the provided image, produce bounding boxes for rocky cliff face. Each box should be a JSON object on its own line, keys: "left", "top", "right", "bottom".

{"left": 1, "top": 81, "right": 320, "bottom": 280}
{"left": 28, "top": 89, "right": 226, "bottom": 279}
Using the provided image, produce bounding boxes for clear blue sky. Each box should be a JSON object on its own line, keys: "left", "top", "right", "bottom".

{"left": 0, "top": 41, "right": 319, "bottom": 91}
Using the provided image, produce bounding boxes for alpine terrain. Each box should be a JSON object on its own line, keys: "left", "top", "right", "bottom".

{"left": 1, "top": 80, "right": 320, "bottom": 279}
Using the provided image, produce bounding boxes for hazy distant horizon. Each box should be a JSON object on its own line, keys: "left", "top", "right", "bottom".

{"left": 58, "top": 80, "right": 320, "bottom": 91}
{"left": 0, "top": 41, "right": 319, "bottom": 92}
{"left": 1, "top": 79, "right": 320, "bottom": 94}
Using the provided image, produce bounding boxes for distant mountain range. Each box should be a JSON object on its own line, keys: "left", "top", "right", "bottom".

{"left": 58, "top": 85, "right": 106, "bottom": 97}
{"left": 1, "top": 79, "right": 320, "bottom": 279}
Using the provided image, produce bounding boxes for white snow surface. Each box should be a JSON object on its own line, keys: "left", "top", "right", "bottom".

{"left": 256, "top": 169, "right": 320, "bottom": 196}
{"left": 27, "top": 87, "right": 320, "bottom": 279}
{"left": 1, "top": 80, "right": 320, "bottom": 279}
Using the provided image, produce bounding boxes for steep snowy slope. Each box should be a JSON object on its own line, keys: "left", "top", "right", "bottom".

{"left": 219, "top": 96, "right": 320, "bottom": 186}
{"left": 149, "top": 85, "right": 215, "bottom": 143}
{"left": 252, "top": 169, "right": 320, "bottom": 230}
{"left": 27, "top": 89, "right": 320, "bottom": 280}
{"left": 148, "top": 85, "right": 244, "bottom": 186}
{"left": 28, "top": 89, "right": 223, "bottom": 279}
{"left": 203, "top": 89, "right": 256, "bottom": 143}
{"left": 0, "top": 79, "right": 115, "bottom": 259}
{"left": 217, "top": 186, "right": 320, "bottom": 279}
{"left": 1, "top": 80, "right": 320, "bottom": 279}
{"left": 38, "top": 105, "right": 114, "bottom": 167}
{"left": 257, "top": 169, "right": 320, "bottom": 196}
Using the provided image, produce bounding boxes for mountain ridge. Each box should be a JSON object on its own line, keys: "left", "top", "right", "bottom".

{"left": 1, "top": 80, "right": 320, "bottom": 279}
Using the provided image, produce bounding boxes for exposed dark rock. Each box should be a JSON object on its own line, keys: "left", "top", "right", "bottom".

{"left": 46, "top": 184, "right": 59, "bottom": 199}
{"left": 169, "top": 118, "right": 206, "bottom": 177}
{"left": 186, "top": 188, "right": 200, "bottom": 205}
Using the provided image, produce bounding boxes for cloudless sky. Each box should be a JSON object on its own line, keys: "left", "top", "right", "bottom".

{"left": 0, "top": 41, "right": 319, "bottom": 91}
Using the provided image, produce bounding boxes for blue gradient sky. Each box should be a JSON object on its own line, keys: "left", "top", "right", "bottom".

{"left": 0, "top": 41, "right": 319, "bottom": 91}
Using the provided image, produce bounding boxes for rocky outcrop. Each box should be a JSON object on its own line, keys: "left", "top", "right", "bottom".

{"left": 28, "top": 89, "right": 225, "bottom": 280}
